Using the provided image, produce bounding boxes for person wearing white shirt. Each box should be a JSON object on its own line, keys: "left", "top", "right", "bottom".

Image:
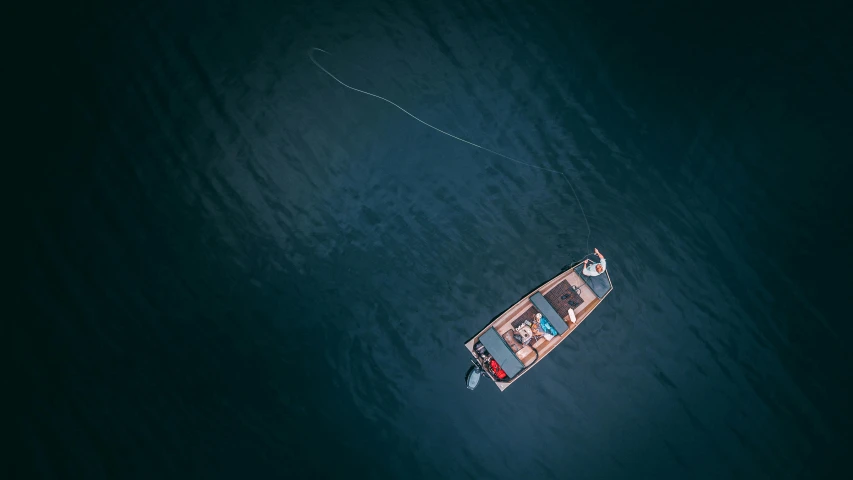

{"left": 582, "top": 248, "right": 607, "bottom": 277}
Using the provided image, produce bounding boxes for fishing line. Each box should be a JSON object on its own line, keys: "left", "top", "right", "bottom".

{"left": 308, "top": 47, "right": 592, "bottom": 253}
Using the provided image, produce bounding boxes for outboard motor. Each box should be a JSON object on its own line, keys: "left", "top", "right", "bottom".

{"left": 465, "top": 359, "right": 483, "bottom": 390}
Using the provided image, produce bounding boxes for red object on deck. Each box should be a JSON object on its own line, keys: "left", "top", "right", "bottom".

{"left": 490, "top": 358, "right": 507, "bottom": 379}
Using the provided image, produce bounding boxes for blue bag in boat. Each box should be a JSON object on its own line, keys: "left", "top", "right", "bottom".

{"left": 539, "top": 316, "right": 558, "bottom": 336}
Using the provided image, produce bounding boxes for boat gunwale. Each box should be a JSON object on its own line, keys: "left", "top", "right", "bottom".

{"left": 464, "top": 260, "right": 613, "bottom": 391}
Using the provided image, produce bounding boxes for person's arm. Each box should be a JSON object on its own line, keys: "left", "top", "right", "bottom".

{"left": 594, "top": 247, "right": 604, "bottom": 260}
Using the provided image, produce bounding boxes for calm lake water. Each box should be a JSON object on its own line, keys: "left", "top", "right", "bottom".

{"left": 14, "top": 0, "right": 852, "bottom": 478}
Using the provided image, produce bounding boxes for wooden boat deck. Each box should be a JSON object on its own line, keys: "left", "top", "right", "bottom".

{"left": 464, "top": 262, "right": 612, "bottom": 391}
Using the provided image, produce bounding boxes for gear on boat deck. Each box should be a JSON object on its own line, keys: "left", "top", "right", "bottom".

{"left": 464, "top": 262, "right": 612, "bottom": 391}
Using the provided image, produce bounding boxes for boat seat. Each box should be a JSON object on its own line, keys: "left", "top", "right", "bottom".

{"left": 530, "top": 292, "right": 569, "bottom": 335}
{"left": 478, "top": 328, "right": 524, "bottom": 379}
{"left": 574, "top": 264, "right": 612, "bottom": 298}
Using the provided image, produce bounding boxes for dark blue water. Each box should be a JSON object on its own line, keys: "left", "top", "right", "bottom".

{"left": 14, "top": 0, "right": 852, "bottom": 478}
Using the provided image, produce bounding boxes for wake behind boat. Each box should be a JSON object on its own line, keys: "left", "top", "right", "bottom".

{"left": 464, "top": 261, "right": 613, "bottom": 391}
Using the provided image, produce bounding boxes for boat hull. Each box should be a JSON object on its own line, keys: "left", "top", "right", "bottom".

{"left": 464, "top": 261, "right": 612, "bottom": 391}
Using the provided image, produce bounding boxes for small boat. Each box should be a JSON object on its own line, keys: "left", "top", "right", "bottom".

{"left": 464, "top": 261, "right": 613, "bottom": 391}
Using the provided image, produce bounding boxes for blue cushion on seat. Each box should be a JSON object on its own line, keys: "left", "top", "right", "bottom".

{"left": 478, "top": 328, "right": 524, "bottom": 379}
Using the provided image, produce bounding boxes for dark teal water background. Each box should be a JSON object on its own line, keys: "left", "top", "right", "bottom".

{"left": 13, "top": 0, "right": 852, "bottom": 478}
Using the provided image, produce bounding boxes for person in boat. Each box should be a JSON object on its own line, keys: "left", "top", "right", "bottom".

{"left": 582, "top": 248, "right": 607, "bottom": 277}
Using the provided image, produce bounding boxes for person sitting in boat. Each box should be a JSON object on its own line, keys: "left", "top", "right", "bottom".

{"left": 582, "top": 248, "right": 607, "bottom": 277}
